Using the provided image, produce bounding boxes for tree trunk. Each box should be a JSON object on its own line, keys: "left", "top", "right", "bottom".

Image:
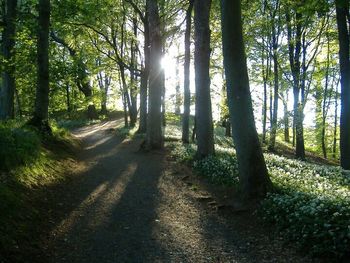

{"left": 336, "top": 0, "right": 350, "bottom": 169}
{"left": 175, "top": 55, "right": 181, "bottom": 114}
{"left": 283, "top": 95, "right": 290, "bottom": 143}
{"left": 286, "top": 9, "right": 305, "bottom": 159}
{"left": 333, "top": 84, "right": 339, "bottom": 159}
{"left": 221, "top": 0, "right": 271, "bottom": 200}
{"left": 182, "top": 0, "right": 194, "bottom": 144}
{"left": 268, "top": 36, "right": 279, "bottom": 151}
{"left": 66, "top": 84, "right": 71, "bottom": 113}
{"left": 194, "top": 0, "right": 214, "bottom": 158}
{"left": 129, "top": 15, "right": 138, "bottom": 127}
{"left": 261, "top": 49, "right": 269, "bottom": 144}
{"left": 138, "top": 16, "right": 150, "bottom": 134}
{"left": 30, "top": 0, "right": 51, "bottom": 133}
{"left": 0, "top": 0, "right": 17, "bottom": 120}
{"left": 118, "top": 70, "right": 129, "bottom": 127}
{"left": 146, "top": 0, "right": 164, "bottom": 149}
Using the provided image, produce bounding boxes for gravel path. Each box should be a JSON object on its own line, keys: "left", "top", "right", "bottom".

{"left": 46, "top": 120, "right": 313, "bottom": 263}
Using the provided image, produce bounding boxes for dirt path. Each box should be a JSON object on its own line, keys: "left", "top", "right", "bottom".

{"left": 45, "top": 120, "right": 313, "bottom": 263}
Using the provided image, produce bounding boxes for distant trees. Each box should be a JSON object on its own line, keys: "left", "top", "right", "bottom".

{"left": 221, "top": 0, "right": 271, "bottom": 199}
{"left": 0, "top": 0, "right": 348, "bottom": 168}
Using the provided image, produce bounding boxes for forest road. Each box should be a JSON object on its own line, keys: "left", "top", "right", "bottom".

{"left": 46, "top": 120, "right": 312, "bottom": 263}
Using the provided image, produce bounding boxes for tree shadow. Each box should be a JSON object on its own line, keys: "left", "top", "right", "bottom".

{"left": 41, "top": 129, "right": 175, "bottom": 262}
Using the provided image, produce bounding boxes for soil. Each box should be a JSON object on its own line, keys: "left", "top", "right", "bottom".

{"left": 30, "top": 120, "right": 318, "bottom": 262}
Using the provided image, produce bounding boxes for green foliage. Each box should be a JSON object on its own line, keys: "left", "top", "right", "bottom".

{"left": 0, "top": 122, "right": 40, "bottom": 171}
{"left": 0, "top": 120, "right": 76, "bottom": 258}
{"left": 170, "top": 142, "right": 239, "bottom": 186}
{"left": 168, "top": 124, "right": 349, "bottom": 259}
{"left": 261, "top": 154, "right": 350, "bottom": 259}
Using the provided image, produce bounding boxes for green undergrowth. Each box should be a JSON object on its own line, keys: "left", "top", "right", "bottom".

{"left": 167, "top": 123, "right": 350, "bottom": 260}
{"left": 0, "top": 120, "right": 78, "bottom": 261}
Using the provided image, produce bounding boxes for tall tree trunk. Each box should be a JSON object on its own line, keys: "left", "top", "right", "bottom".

{"left": 336, "top": 0, "right": 350, "bottom": 169}
{"left": 175, "top": 54, "right": 181, "bottom": 114}
{"left": 221, "top": 0, "right": 271, "bottom": 199}
{"left": 283, "top": 98, "right": 290, "bottom": 143}
{"left": 129, "top": 15, "right": 138, "bottom": 127}
{"left": 138, "top": 16, "right": 150, "bottom": 134}
{"left": 194, "top": 0, "right": 214, "bottom": 158}
{"left": 146, "top": 0, "right": 164, "bottom": 149}
{"left": 333, "top": 84, "right": 339, "bottom": 159}
{"left": 286, "top": 9, "right": 305, "bottom": 159}
{"left": 261, "top": 49, "right": 269, "bottom": 143}
{"left": 30, "top": 0, "right": 51, "bottom": 133}
{"left": 268, "top": 35, "right": 279, "bottom": 151}
{"left": 182, "top": 0, "right": 194, "bottom": 143}
{"left": 66, "top": 84, "right": 71, "bottom": 113}
{"left": 0, "top": 0, "right": 17, "bottom": 120}
{"left": 118, "top": 70, "right": 129, "bottom": 127}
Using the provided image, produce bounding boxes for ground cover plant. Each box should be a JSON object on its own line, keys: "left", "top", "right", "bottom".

{"left": 167, "top": 123, "right": 350, "bottom": 260}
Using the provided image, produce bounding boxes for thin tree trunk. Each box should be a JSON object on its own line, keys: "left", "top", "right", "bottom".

{"left": 261, "top": 49, "right": 269, "bottom": 143}
{"left": 221, "top": 0, "right": 271, "bottom": 200}
{"left": 66, "top": 84, "right": 71, "bottom": 113}
{"left": 175, "top": 55, "right": 181, "bottom": 114}
{"left": 146, "top": 0, "right": 164, "bottom": 149}
{"left": 0, "top": 0, "right": 17, "bottom": 120}
{"left": 283, "top": 97, "right": 290, "bottom": 143}
{"left": 286, "top": 9, "right": 305, "bottom": 159}
{"left": 336, "top": 0, "right": 350, "bottom": 169}
{"left": 333, "top": 84, "right": 339, "bottom": 159}
{"left": 268, "top": 35, "right": 279, "bottom": 151}
{"left": 118, "top": 70, "right": 129, "bottom": 127}
{"left": 182, "top": 0, "right": 194, "bottom": 143}
{"left": 138, "top": 16, "right": 150, "bottom": 134}
{"left": 129, "top": 15, "right": 138, "bottom": 127}
{"left": 194, "top": 0, "right": 214, "bottom": 158}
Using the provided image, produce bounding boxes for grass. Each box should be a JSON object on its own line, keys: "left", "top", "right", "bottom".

{"left": 165, "top": 114, "right": 350, "bottom": 260}
{"left": 0, "top": 120, "right": 78, "bottom": 261}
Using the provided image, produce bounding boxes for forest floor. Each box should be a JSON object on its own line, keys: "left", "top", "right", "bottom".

{"left": 33, "top": 119, "right": 317, "bottom": 263}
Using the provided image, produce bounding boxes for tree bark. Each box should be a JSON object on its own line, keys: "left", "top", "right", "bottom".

{"left": 175, "top": 55, "right": 181, "bottom": 114}
{"left": 0, "top": 0, "right": 17, "bottom": 120}
{"left": 146, "top": 0, "right": 164, "bottom": 149}
{"left": 333, "top": 84, "right": 339, "bottom": 159}
{"left": 268, "top": 34, "right": 279, "bottom": 151}
{"left": 30, "top": 0, "right": 51, "bottom": 133}
{"left": 194, "top": 0, "right": 214, "bottom": 158}
{"left": 129, "top": 15, "right": 138, "bottom": 127}
{"left": 138, "top": 15, "right": 150, "bottom": 134}
{"left": 221, "top": 0, "right": 271, "bottom": 199}
{"left": 182, "top": 0, "right": 194, "bottom": 144}
{"left": 283, "top": 99, "right": 290, "bottom": 143}
{"left": 286, "top": 9, "right": 305, "bottom": 159}
{"left": 336, "top": 0, "right": 350, "bottom": 169}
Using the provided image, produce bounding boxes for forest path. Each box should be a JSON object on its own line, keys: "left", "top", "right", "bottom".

{"left": 46, "top": 120, "right": 311, "bottom": 263}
